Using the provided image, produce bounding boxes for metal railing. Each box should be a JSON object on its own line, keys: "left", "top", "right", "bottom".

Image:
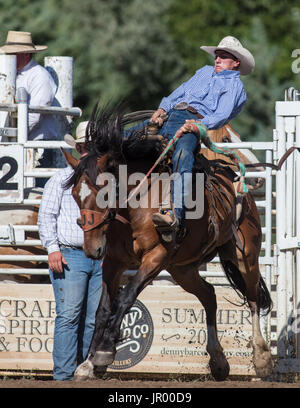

{"left": 0, "top": 140, "right": 275, "bottom": 281}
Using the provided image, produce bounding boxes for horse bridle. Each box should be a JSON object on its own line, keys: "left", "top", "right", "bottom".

{"left": 80, "top": 209, "right": 130, "bottom": 232}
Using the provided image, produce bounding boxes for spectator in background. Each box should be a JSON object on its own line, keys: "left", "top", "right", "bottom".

{"left": 0, "top": 30, "right": 59, "bottom": 186}
{"left": 0, "top": 30, "right": 57, "bottom": 140}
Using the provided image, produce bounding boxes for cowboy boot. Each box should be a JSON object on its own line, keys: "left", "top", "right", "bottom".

{"left": 175, "top": 218, "right": 188, "bottom": 244}
{"left": 152, "top": 211, "right": 179, "bottom": 242}
{"left": 152, "top": 211, "right": 179, "bottom": 229}
{"left": 152, "top": 211, "right": 187, "bottom": 243}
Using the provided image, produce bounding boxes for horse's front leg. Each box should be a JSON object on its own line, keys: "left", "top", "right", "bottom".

{"left": 74, "top": 257, "right": 126, "bottom": 381}
{"left": 92, "top": 247, "right": 166, "bottom": 367}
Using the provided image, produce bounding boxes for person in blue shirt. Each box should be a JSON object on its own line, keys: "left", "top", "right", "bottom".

{"left": 150, "top": 36, "right": 255, "bottom": 238}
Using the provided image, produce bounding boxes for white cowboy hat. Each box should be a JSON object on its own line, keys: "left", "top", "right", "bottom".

{"left": 0, "top": 31, "right": 48, "bottom": 54}
{"left": 64, "top": 121, "right": 89, "bottom": 148}
{"left": 200, "top": 36, "right": 255, "bottom": 75}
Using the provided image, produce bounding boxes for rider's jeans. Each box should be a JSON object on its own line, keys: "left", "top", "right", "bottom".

{"left": 49, "top": 247, "right": 102, "bottom": 380}
{"left": 159, "top": 109, "right": 199, "bottom": 221}
{"left": 126, "top": 109, "right": 199, "bottom": 221}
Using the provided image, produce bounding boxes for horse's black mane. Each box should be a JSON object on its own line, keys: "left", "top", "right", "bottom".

{"left": 64, "top": 152, "right": 98, "bottom": 190}
{"left": 64, "top": 101, "right": 163, "bottom": 190}
{"left": 86, "top": 101, "right": 163, "bottom": 161}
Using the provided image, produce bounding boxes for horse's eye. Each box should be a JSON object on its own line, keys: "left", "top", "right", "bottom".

{"left": 77, "top": 217, "right": 82, "bottom": 227}
{"left": 222, "top": 136, "right": 230, "bottom": 143}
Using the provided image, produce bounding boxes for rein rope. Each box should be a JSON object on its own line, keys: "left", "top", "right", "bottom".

{"left": 126, "top": 121, "right": 249, "bottom": 203}
{"left": 81, "top": 112, "right": 299, "bottom": 230}
{"left": 191, "top": 121, "right": 249, "bottom": 194}
{"left": 125, "top": 127, "right": 181, "bottom": 204}
{"left": 121, "top": 119, "right": 299, "bottom": 206}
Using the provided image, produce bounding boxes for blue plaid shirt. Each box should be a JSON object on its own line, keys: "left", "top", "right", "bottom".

{"left": 38, "top": 166, "right": 83, "bottom": 254}
{"left": 159, "top": 65, "right": 247, "bottom": 129}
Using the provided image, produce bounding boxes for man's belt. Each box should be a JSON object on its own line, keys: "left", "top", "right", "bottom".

{"left": 59, "top": 244, "right": 83, "bottom": 250}
{"left": 174, "top": 102, "right": 203, "bottom": 119}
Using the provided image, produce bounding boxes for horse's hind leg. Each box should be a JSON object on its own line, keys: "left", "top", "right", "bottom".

{"left": 169, "top": 264, "right": 230, "bottom": 381}
{"left": 219, "top": 244, "right": 273, "bottom": 378}
{"left": 218, "top": 198, "right": 273, "bottom": 378}
{"left": 246, "top": 273, "right": 273, "bottom": 378}
{"left": 238, "top": 198, "right": 273, "bottom": 377}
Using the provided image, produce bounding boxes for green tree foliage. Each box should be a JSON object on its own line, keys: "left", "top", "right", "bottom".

{"left": 168, "top": 0, "right": 300, "bottom": 81}
{"left": 168, "top": 0, "right": 300, "bottom": 140}
{"left": 0, "top": 0, "right": 299, "bottom": 141}
{"left": 230, "top": 18, "right": 291, "bottom": 141}
{"left": 0, "top": 0, "right": 185, "bottom": 118}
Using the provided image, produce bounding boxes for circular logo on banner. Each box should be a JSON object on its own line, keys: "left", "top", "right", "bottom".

{"left": 109, "top": 299, "right": 154, "bottom": 370}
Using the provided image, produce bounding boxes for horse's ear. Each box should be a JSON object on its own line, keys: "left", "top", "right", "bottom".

{"left": 96, "top": 155, "right": 112, "bottom": 170}
{"left": 61, "top": 148, "right": 79, "bottom": 169}
{"left": 95, "top": 154, "right": 117, "bottom": 174}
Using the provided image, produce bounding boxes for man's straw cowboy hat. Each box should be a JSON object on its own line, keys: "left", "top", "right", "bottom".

{"left": 64, "top": 121, "right": 89, "bottom": 148}
{"left": 0, "top": 31, "right": 48, "bottom": 54}
{"left": 201, "top": 36, "right": 255, "bottom": 75}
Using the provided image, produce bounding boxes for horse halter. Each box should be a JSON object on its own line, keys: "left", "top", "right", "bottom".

{"left": 80, "top": 209, "right": 130, "bottom": 232}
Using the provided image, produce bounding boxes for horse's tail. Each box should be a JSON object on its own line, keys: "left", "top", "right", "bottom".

{"left": 220, "top": 259, "right": 272, "bottom": 316}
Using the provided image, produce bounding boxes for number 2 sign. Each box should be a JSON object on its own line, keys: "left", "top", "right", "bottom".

{"left": 0, "top": 145, "right": 24, "bottom": 203}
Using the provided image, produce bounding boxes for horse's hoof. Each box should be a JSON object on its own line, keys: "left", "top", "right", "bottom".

{"left": 73, "top": 360, "right": 95, "bottom": 381}
{"left": 92, "top": 351, "right": 114, "bottom": 367}
{"left": 253, "top": 349, "right": 273, "bottom": 378}
{"left": 209, "top": 354, "right": 230, "bottom": 381}
{"left": 255, "top": 363, "right": 273, "bottom": 379}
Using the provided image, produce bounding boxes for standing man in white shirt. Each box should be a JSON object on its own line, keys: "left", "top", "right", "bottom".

{"left": 38, "top": 121, "right": 103, "bottom": 381}
{"left": 0, "top": 31, "right": 59, "bottom": 186}
{"left": 0, "top": 30, "right": 57, "bottom": 140}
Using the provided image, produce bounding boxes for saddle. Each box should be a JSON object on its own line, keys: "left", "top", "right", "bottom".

{"left": 146, "top": 129, "right": 242, "bottom": 244}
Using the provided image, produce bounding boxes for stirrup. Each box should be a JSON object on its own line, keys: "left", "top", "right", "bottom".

{"left": 233, "top": 180, "right": 246, "bottom": 223}
{"left": 176, "top": 222, "right": 187, "bottom": 244}
{"left": 235, "top": 196, "right": 243, "bottom": 223}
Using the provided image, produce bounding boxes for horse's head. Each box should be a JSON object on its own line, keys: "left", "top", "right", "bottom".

{"left": 63, "top": 149, "right": 116, "bottom": 260}
{"left": 62, "top": 102, "right": 163, "bottom": 260}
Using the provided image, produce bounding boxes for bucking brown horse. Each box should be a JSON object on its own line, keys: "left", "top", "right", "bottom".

{"left": 63, "top": 105, "right": 273, "bottom": 381}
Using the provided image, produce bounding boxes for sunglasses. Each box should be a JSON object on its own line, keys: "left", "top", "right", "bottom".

{"left": 215, "top": 53, "right": 238, "bottom": 61}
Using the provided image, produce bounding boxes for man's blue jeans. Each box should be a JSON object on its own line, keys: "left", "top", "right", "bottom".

{"left": 49, "top": 247, "right": 102, "bottom": 380}
{"left": 126, "top": 109, "right": 199, "bottom": 221}
{"left": 160, "top": 109, "right": 199, "bottom": 220}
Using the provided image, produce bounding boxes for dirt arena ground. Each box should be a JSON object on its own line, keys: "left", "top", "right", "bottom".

{"left": 1, "top": 375, "right": 299, "bottom": 407}
{"left": 0, "top": 374, "right": 300, "bottom": 389}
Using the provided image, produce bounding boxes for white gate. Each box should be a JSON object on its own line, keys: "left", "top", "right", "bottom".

{"left": 0, "top": 54, "right": 81, "bottom": 275}
{"left": 274, "top": 88, "right": 300, "bottom": 372}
